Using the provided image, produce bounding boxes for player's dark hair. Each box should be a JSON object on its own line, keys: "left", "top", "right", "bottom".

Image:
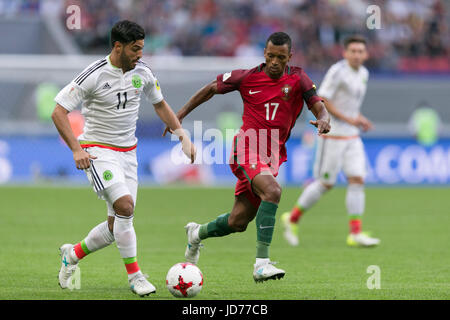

{"left": 344, "top": 35, "right": 367, "bottom": 49}
{"left": 266, "top": 32, "right": 292, "bottom": 52}
{"left": 110, "top": 20, "right": 145, "bottom": 48}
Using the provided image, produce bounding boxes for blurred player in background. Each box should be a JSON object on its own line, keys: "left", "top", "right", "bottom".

{"left": 52, "top": 20, "right": 196, "bottom": 296}
{"left": 164, "top": 32, "right": 330, "bottom": 281}
{"left": 282, "top": 35, "right": 380, "bottom": 247}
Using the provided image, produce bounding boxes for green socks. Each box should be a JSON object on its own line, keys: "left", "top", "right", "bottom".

{"left": 197, "top": 201, "right": 278, "bottom": 259}
{"left": 199, "top": 213, "right": 235, "bottom": 240}
{"left": 255, "top": 201, "right": 278, "bottom": 258}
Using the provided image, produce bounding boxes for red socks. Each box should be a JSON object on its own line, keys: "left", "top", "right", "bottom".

{"left": 290, "top": 206, "right": 303, "bottom": 223}
{"left": 349, "top": 219, "right": 362, "bottom": 234}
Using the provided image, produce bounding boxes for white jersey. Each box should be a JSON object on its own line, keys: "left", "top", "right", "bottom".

{"left": 317, "top": 59, "right": 369, "bottom": 137}
{"left": 55, "top": 55, "right": 164, "bottom": 147}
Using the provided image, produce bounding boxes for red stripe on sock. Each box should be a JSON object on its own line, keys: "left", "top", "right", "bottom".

{"left": 125, "top": 262, "right": 140, "bottom": 274}
{"left": 350, "top": 219, "right": 362, "bottom": 234}
{"left": 73, "top": 243, "right": 87, "bottom": 259}
{"left": 290, "top": 206, "right": 303, "bottom": 223}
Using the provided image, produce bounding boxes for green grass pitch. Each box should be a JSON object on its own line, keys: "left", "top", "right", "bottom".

{"left": 0, "top": 185, "right": 449, "bottom": 300}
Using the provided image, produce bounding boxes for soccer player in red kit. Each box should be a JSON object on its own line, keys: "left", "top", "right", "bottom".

{"left": 164, "top": 32, "right": 330, "bottom": 281}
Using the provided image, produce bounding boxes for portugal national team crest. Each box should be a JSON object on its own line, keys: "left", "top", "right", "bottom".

{"left": 281, "top": 84, "right": 292, "bottom": 101}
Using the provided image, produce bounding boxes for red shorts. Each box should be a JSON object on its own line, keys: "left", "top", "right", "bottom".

{"left": 229, "top": 138, "right": 280, "bottom": 208}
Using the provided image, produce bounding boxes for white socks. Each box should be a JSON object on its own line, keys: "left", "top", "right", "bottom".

{"left": 298, "top": 180, "right": 328, "bottom": 210}
{"left": 346, "top": 184, "right": 365, "bottom": 216}
{"left": 70, "top": 221, "right": 115, "bottom": 263}
{"left": 113, "top": 214, "right": 137, "bottom": 259}
{"left": 85, "top": 221, "right": 115, "bottom": 251}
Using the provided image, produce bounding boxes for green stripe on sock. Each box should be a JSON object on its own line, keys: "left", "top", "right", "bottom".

{"left": 123, "top": 257, "right": 137, "bottom": 265}
{"left": 80, "top": 240, "right": 91, "bottom": 255}
{"left": 256, "top": 241, "right": 270, "bottom": 259}
{"left": 349, "top": 215, "right": 362, "bottom": 220}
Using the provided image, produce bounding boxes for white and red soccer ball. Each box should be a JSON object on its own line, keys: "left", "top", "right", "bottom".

{"left": 166, "top": 262, "right": 204, "bottom": 298}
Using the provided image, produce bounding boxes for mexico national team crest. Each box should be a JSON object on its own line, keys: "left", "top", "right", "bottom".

{"left": 281, "top": 84, "right": 292, "bottom": 101}
{"left": 103, "top": 170, "right": 113, "bottom": 181}
{"left": 132, "top": 74, "right": 142, "bottom": 88}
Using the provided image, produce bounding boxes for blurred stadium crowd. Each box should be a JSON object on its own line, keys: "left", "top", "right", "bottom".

{"left": 0, "top": 0, "right": 449, "bottom": 72}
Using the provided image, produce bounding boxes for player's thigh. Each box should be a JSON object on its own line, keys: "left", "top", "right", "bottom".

{"left": 84, "top": 148, "right": 134, "bottom": 217}
{"left": 313, "top": 137, "right": 344, "bottom": 185}
{"left": 120, "top": 149, "right": 138, "bottom": 185}
{"left": 84, "top": 147, "right": 126, "bottom": 195}
{"left": 342, "top": 138, "right": 366, "bottom": 180}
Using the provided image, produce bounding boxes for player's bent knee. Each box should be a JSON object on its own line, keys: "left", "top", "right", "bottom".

{"left": 347, "top": 176, "right": 364, "bottom": 185}
{"left": 260, "top": 183, "right": 282, "bottom": 204}
{"left": 113, "top": 195, "right": 134, "bottom": 217}
{"left": 105, "top": 182, "right": 134, "bottom": 217}
{"left": 323, "top": 182, "right": 334, "bottom": 190}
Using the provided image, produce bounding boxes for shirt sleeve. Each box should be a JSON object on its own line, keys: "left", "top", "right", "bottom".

{"left": 216, "top": 69, "right": 248, "bottom": 94}
{"left": 317, "top": 63, "right": 342, "bottom": 100}
{"left": 54, "top": 81, "right": 90, "bottom": 112}
{"left": 299, "top": 70, "right": 323, "bottom": 109}
{"left": 54, "top": 62, "right": 99, "bottom": 112}
{"left": 143, "top": 71, "right": 164, "bottom": 104}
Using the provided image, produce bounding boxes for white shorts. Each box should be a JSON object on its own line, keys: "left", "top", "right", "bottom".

{"left": 313, "top": 136, "right": 366, "bottom": 185}
{"left": 83, "top": 147, "right": 138, "bottom": 217}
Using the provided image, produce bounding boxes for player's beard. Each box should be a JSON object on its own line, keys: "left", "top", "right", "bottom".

{"left": 120, "top": 52, "right": 135, "bottom": 72}
{"left": 268, "top": 66, "right": 283, "bottom": 79}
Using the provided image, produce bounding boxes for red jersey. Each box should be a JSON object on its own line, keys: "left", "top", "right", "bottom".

{"left": 217, "top": 63, "right": 322, "bottom": 166}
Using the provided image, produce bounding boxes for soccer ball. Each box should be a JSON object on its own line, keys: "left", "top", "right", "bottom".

{"left": 166, "top": 262, "right": 203, "bottom": 298}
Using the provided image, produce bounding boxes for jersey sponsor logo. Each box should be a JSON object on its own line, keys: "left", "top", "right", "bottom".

{"left": 102, "top": 82, "right": 111, "bottom": 90}
{"left": 249, "top": 90, "right": 261, "bottom": 95}
{"left": 222, "top": 72, "right": 232, "bottom": 82}
{"left": 281, "top": 84, "right": 292, "bottom": 101}
{"left": 132, "top": 75, "right": 142, "bottom": 88}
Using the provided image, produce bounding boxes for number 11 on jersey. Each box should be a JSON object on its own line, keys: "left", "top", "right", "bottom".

{"left": 265, "top": 103, "right": 279, "bottom": 120}
{"left": 116, "top": 92, "right": 128, "bottom": 109}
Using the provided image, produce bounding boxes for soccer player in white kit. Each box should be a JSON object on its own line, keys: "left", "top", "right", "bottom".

{"left": 52, "top": 21, "right": 196, "bottom": 296}
{"left": 281, "top": 35, "right": 380, "bottom": 247}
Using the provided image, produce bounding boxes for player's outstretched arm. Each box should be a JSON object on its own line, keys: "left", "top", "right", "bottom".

{"left": 51, "top": 104, "right": 97, "bottom": 169}
{"left": 309, "top": 101, "right": 331, "bottom": 135}
{"left": 154, "top": 99, "right": 197, "bottom": 163}
{"left": 323, "top": 97, "right": 373, "bottom": 131}
{"left": 162, "top": 79, "right": 218, "bottom": 136}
